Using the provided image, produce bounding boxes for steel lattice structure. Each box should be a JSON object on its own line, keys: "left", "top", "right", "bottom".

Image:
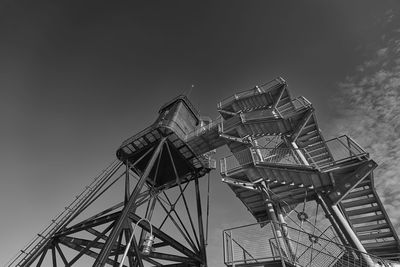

{"left": 7, "top": 77, "right": 400, "bottom": 267}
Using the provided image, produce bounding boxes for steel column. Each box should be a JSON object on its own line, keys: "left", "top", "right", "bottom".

{"left": 330, "top": 204, "right": 375, "bottom": 267}
{"left": 194, "top": 176, "right": 207, "bottom": 266}
{"left": 94, "top": 137, "right": 166, "bottom": 266}
{"left": 260, "top": 182, "right": 287, "bottom": 267}
{"left": 316, "top": 193, "right": 349, "bottom": 247}
{"left": 275, "top": 204, "right": 296, "bottom": 263}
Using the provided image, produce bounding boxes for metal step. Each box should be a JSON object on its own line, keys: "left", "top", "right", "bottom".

{"left": 342, "top": 197, "right": 376, "bottom": 209}
{"left": 359, "top": 231, "right": 394, "bottom": 241}
{"left": 299, "top": 138, "right": 324, "bottom": 148}
{"left": 297, "top": 130, "right": 319, "bottom": 142}
{"left": 355, "top": 223, "right": 390, "bottom": 233}
{"left": 363, "top": 240, "right": 399, "bottom": 250}
{"left": 354, "top": 178, "right": 371, "bottom": 189}
{"left": 346, "top": 188, "right": 373, "bottom": 199}
{"left": 308, "top": 153, "right": 331, "bottom": 163}
{"left": 351, "top": 214, "right": 386, "bottom": 225}
{"left": 347, "top": 205, "right": 381, "bottom": 216}
{"left": 307, "top": 142, "right": 326, "bottom": 156}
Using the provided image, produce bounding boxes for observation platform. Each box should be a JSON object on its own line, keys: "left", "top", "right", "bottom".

{"left": 116, "top": 95, "right": 216, "bottom": 189}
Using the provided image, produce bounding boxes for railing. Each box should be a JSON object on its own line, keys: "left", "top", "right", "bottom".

{"left": 219, "top": 135, "right": 369, "bottom": 175}
{"left": 200, "top": 153, "right": 217, "bottom": 170}
{"left": 320, "top": 135, "right": 368, "bottom": 166}
{"left": 274, "top": 96, "right": 312, "bottom": 118}
{"left": 184, "top": 116, "right": 223, "bottom": 142}
{"left": 223, "top": 221, "right": 393, "bottom": 267}
{"left": 220, "top": 148, "right": 255, "bottom": 176}
{"left": 217, "top": 78, "right": 285, "bottom": 109}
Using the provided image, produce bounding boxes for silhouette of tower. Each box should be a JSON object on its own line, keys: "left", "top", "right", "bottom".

{"left": 7, "top": 78, "right": 400, "bottom": 266}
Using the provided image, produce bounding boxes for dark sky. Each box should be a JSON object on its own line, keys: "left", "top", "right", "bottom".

{"left": 1, "top": 1, "right": 400, "bottom": 266}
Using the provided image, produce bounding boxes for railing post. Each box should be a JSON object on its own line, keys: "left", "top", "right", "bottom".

{"left": 276, "top": 204, "right": 296, "bottom": 264}
{"left": 260, "top": 182, "right": 287, "bottom": 267}
{"left": 250, "top": 139, "right": 264, "bottom": 163}
{"left": 291, "top": 142, "right": 310, "bottom": 166}
{"left": 230, "top": 230, "right": 235, "bottom": 267}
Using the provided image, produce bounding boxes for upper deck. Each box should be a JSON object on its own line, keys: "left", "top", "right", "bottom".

{"left": 116, "top": 95, "right": 215, "bottom": 189}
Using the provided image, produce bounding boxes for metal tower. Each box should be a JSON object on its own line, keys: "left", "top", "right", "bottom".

{"left": 7, "top": 77, "right": 400, "bottom": 266}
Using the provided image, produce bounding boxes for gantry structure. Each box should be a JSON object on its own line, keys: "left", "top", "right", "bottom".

{"left": 6, "top": 77, "right": 400, "bottom": 266}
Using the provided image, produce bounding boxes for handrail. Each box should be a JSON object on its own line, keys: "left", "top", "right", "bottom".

{"left": 184, "top": 116, "right": 223, "bottom": 142}
{"left": 275, "top": 96, "right": 312, "bottom": 118}
{"left": 223, "top": 220, "right": 393, "bottom": 267}
{"left": 217, "top": 78, "right": 285, "bottom": 109}
{"left": 219, "top": 135, "right": 369, "bottom": 175}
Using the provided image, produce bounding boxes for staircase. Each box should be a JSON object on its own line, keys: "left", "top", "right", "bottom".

{"left": 215, "top": 77, "right": 400, "bottom": 262}
{"left": 340, "top": 174, "right": 400, "bottom": 260}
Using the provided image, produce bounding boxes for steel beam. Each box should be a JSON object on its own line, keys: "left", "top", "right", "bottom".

{"left": 129, "top": 213, "right": 203, "bottom": 262}
{"left": 94, "top": 137, "right": 166, "bottom": 266}
{"left": 194, "top": 176, "right": 207, "bottom": 265}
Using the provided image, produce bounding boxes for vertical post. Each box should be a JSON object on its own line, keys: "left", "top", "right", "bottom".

{"left": 291, "top": 142, "right": 309, "bottom": 166}
{"left": 230, "top": 230, "right": 235, "bottom": 267}
{"left": 94, "top": 137, "right": 166, "bottom": 267}
{"left": 260, "top": 182, "right": 287, "bottom": 267}
{"left": 125, "top": 160, "right": 130, "bottom": 204}
{"left": 251, "top": 138, "right": 264, "bottom": 163}
{"left": 195, "top": 176, "right": 207, "bottom": 266}
{"left": 51, "top": 245, "right": 57, "bottom": 267}
{"left": 275, "top": 204, "right": 296, "bottom": 263}
{"left": 330, "top": 205, "right": 375, "bottom": 267}
{"left": 316, "top": 193, "right": 349, "bottom": 247}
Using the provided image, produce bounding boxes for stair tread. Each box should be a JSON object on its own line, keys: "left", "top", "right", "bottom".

{"left": 351, "top": 214, "right": 386, "bottom": 224}
{"left": 346, "top": 188, "right": 374, "bottom": 199}
{"left": 359, "top": 231, "right": 395, "bottom": 240}
{"left": 297, "top": 132, "right": 320, "bottom": 142}
{"left": 342, "top": 197, "right": 377, "bottom": 208}
{"left": 347, "top": 205, "right": 382, "bottom": 216}
{"left": 363, "top": 240, "right": 400, "bottom": 249}
{"left": 355, "top": 178, "right": 372, "bottom": 188}
{"left": 355, "top": 223, "right": 390, "bottom": 233}
{"left": 305, "top": 144, "right": 327, "bottom": 154}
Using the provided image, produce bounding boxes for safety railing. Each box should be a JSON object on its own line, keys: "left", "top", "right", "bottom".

{"left": 200, "top": 153, "right": 217, "bottom": 170}
{"left": 220, "top": 148, "right": 255, "bottom": 176}
{"left": 223, "top": 221, "right": 393, "bottom": 267}
{"left": 184, "top": 116, "right": 223, "bottom": 142}
{"left": 276, "top": 96, "right": 312, "bottom": 117}
{"left": 217, "top": 78, "right": 285, "bottom": 109}
{"left": 219, "top": 135, "right": 369, "bottom": 175}
{"left": 320, "top": 135, "right": 368, "bottom": 165}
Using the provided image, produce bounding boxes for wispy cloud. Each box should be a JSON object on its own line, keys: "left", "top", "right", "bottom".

{"left": 331, "top": 11, "right": 400, "bottom": 229}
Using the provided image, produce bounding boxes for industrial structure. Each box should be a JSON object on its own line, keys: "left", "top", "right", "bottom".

{"left": 6, "top": 77, "right": 400, "bottom": 266}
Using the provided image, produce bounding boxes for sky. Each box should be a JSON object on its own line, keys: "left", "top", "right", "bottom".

{"left": 0, "top": 1, "right": 400, "bottom": 266}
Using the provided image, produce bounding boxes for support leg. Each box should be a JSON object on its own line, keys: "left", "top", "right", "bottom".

{"left": 319, "top": 193, "right": 374, "bottom": 267}
{"left": 276, "top": 204, "right": 296, "bottom": 263}
{"left": 330, "top": 205, "right": 375, "bottom": 267}
{"left": 195, "top": 176, "right": 207, "bottom": 266}
{"left": 260, "top": 182, "right": 287, "bottom": 266}
{"left": 94, "top": 138, "right": 166, "bottom": 266}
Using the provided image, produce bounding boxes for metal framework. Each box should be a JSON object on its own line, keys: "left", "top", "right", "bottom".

{"left": 7, "top": 77, "right": 400, "bottom": 267}
{"left": 8, "top": 138, "right": 210, "bottom": 266}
